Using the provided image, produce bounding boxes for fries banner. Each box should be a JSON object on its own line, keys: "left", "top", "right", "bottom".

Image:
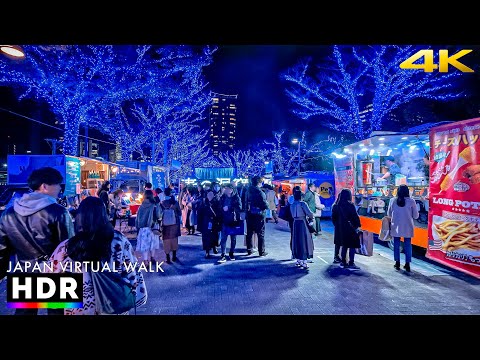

{"left": 428, "top": 117, "right": 480, "bottom": 279}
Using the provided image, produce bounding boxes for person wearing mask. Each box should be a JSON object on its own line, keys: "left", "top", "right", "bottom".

{"left": 97, "top": 181, "right": 111, "bottom": 219}
{"left": 0, "top": 167, "right": 75, "bottom": 315}
{"left": 387, "top": 184, "right": 419, "bottom": 272}
{"left": 245, "top": 176, "right": 269, "bottom": 256}
{"left": 290, "top": 189, "right": 314, "bottom": 269}
{"left": 303, "top": 183, "right": 318, "bottom": 235}
{"left": 49, "top": 196, "right": 147, "bottom": 315}
{"left": 136, "top": 190, "right": 161, "bottom": 265}
{"left": 331, "top": 188, "right": 362, "bottom": 270}
{"left": 160, "top": 187, "right": 182, "bottom": 263}
{"left": 218, "top": 183, "right": 242, "bottom": 263}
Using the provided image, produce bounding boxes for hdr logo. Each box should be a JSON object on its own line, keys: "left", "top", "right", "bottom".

{"left": 6, "top": 273, "right": 83, "bottom": 309}
{"left": 399, "top": 49, "right": 474, "bottom": 73}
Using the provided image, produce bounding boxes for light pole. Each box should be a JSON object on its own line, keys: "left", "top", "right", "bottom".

{"left": 292, "top": 138, "right": 301, "bottom": 175}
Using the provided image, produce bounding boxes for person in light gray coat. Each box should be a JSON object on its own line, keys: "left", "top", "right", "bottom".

{"left": 387, "top": 184, "right": 419, "bottom": 272}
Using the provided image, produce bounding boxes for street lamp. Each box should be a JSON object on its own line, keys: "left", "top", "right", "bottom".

{"left": 292, "top": 138, "right": 301, "bottom": 175}
{"left": 0, "top": 45, "right": 25, "bottom": 59}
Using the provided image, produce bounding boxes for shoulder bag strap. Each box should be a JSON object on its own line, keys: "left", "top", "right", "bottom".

{"left": 209, "top": 204, "right": 216, "bottom": 218}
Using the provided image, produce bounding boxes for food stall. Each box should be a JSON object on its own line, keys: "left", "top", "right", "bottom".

{"left": 77, "top": 157, "right": 112, "bottom": 197}
{"left": 427, "top": 117, "right": 480, "bottom": 279}
{"left": 272, "top": 171, "right": 335, "bottom": 217}
{"left": 332, "top": 133, "right": 430, "bottom": 248}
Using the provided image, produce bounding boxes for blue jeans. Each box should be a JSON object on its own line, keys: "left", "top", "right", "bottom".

{"left": 394, "top": 237, "right": 412, "bottom": 263}
{"left": 221, "top": 230, "right": 237, "bottom": 255}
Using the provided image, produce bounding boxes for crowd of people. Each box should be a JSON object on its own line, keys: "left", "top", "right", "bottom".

{"left": 0, "top": 166, "right": 420, "bottom": 315}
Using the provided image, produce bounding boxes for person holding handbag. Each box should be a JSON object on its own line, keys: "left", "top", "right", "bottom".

{"left": 331, "top": 188, "right": 362, "bottom": 270}
{"left": 289, "top": 189, "right": 314, "bottom": 269}
{"left": 387, "top": 184, "right": 419, "bottom": 272}
{"left": 135, "top": 190, "right": 161, "bottom": 266}
{"left": 49, "top": 196, "right": 147, "bottom": 315}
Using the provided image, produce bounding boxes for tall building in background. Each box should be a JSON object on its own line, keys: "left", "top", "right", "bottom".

{"left": 209, "top": 92, "right": 237, "bottom": 156}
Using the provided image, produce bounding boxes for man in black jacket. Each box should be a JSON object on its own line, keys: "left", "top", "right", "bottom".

{"left": 0, "top": 167, "right": 75, "bottom": 315}
{"left": 245, "top": 176, "right": 269, "bottom": 256}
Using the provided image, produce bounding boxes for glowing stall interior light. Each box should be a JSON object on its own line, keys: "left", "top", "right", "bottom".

{"left": 331, "top": 152, "right": 346, "bottom": 159}
{"left": 369, "top": 149, "right": 375, "bottom": 155}
{"left": 386, "top": 149, "right": 392, "bottom": 156}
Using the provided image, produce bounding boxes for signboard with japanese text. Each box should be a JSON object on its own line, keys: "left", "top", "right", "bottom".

{"left": 332, "top": 155, "right": 355, "bottom": 199}
{"left": 427, "top": 117, "right": 480, "bottom": 279}
{"left": 65, "top": 156, "right": 81, "bottom": 196}
{"left": 152, "top": 172, "right": 166, "bottom": 190}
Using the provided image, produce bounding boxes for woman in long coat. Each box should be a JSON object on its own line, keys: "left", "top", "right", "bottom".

{"left": 331, "top": 188, "right": 362, "bottom": 270}
{"left": 160, "top": 188, "right": 182, "bottom": 264}
{"left": 181, "top": 187, "right": 194, "bottom": 231}
{"left": 198, "top": 190, "right": 221, "bottom": 258}
{"left": 289, "top": 189, "right": 314, "bottom": 269}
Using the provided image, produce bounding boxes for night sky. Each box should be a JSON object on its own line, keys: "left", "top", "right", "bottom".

{"left": 204, "top": 45, "right": 332, "bottom": 146}
{"left": 1, "top": 45, "right": 480, "bottom": 160}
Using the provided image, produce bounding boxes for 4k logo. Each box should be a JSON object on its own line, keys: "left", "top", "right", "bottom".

{"left": 400, "top": 49, "right": 474, "bottom": 73}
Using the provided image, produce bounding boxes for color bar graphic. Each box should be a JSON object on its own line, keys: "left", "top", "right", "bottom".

{"left": 7, "top": 302, "right": 83, "bottom": 309}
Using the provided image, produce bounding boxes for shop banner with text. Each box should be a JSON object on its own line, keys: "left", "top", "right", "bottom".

{"left": 428, "top": 117, "right": 480, "bottom": 279}
{"left": 333, "top": 155, "right": 354, "bottom": 199}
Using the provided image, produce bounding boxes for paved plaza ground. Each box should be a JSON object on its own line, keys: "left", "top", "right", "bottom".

{"left": 1, "top": 219, "right": 479, "bottom": 315}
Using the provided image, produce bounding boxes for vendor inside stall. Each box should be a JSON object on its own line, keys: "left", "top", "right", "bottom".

{"left": 377, "top": 156, "right": 402, "bottom": 185}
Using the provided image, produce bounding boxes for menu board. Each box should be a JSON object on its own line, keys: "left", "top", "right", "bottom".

{"left": 333, "top": 155, "right": 355, "bottom": 199}
{"left": 427, "top": 117, "right": 480, "bottom": 279}
{"left": 65, "top": 156, "right": 81, "bottom": 196}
